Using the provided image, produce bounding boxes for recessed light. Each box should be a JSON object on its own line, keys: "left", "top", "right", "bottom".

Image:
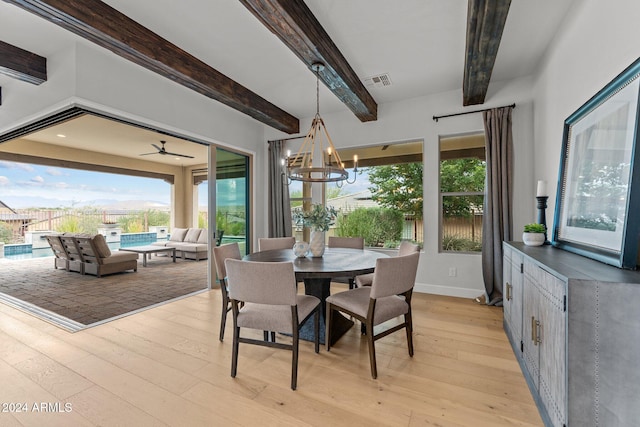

{"left": 56, "top": 134, "right": 66, "bottom": 138}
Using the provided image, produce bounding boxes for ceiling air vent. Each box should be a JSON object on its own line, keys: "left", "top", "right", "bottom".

{"left": 363, "top": 73, "right": 392, "bottom": 88}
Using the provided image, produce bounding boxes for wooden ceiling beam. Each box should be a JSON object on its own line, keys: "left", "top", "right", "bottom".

{"left": 240, "top": 0, "right": 377, "bottom": 122}
{"left": 5, "top": 0, "right": 299, "bottom": 133}
{"left": 0, "top": 40, "right": 47, "bottom": 85}
{"left": 463, "top": 0, "right": 511, "bottom": 106}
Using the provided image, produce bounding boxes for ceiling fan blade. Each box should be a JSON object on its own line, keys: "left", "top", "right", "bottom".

{"left": 139, "top": 152, "right": 157, "bottom": 156}
{"left": 151, "top": 143, "right": 163, "bottom": 151}
{"left": 164, "top": 151, "right": 195, "bottom": 159}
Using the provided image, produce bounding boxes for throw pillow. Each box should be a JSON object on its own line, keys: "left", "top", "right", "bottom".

{"left": 184, "top": 228, "right": 202, "bottom": 243}
{"left": 92, "top": 233, "right": 112, "bottom": 258}
{"left": 169, "top": 228, "right": 188, "bottom": 242}
{"left": 197, "top": 230, "right": 208, "bottom": 244}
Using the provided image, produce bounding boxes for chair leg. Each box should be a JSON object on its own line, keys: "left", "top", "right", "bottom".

{"left": 231, "top": 325, "right": 240, "bottom": 378}
{"left": 219, "top": 295, "right": 228, "bottom": 341}
{"left": 292, "top": 313, "right": 300, "bottom": 390}
{"left": 325, "top": 303, "right": 333, "bottom": 351}
{"left": 291, "top": 336, "right": 299, "bottom": 390}
{"left": 366, "top": 319, "right": 377, "bottom": 379}
{"left": 405, "top": 311, "right": 414, "bottom": 357}
{"left": 314, "top": 307, "right": 320, "bottom": 354}
{"left": 348, "top": 278, "right": 355, "bottom": 289}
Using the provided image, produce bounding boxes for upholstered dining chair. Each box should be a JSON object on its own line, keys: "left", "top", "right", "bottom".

{"left": 258, "top": 236, "right": 296, "bottom": 251}
{"left": 327, "top": 236, "right": 365, "bottom": 289}
{"left": 212, "top": 242, "right": 242, "bottom": 341}
{"left": 325, "top": 252, "right": 420, "bottom": 379}
{"left": 355, "top": 241, "right": 420, "bottom": 288}
{"left": 225, "top": 259, "right": 320, "bottom": 390}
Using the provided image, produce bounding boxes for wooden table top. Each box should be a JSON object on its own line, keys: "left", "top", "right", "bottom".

{"left": 243, "top": 247, "right": 388, "bottom": 279}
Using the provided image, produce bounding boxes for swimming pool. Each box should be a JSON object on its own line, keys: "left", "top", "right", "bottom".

{"left": 2, "top": 235, "right": 246, "bottom": 260}
{"left": 3, "top": 233, "right": 162, "bottom": 260}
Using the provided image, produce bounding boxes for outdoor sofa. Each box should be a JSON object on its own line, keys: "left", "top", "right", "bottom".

{"left": 150, "top": 227, "right": 216, "bottom": 261}
{"left": 45, "top": 233, "right": 138, "bottom": 277}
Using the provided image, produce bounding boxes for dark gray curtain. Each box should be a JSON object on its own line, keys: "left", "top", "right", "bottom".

{"left": 481, "top": 107, "right": 514, "bottom": 306}
{"left": 268, "top": 140, "right": 292, "bottom": 237}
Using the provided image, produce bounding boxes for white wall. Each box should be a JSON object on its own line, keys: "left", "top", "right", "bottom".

{"left": 533, "top": 0, "right": 640, "bottom": 225}
{"left": 263, "top": 77, "right": 536, "bottom": 297}
{"left": 5, "top": 0, "right": 634, "bottom": 297}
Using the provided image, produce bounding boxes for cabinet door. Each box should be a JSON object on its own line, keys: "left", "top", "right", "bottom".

{"left": 509, "top": 250, "right": 523, "bottom": 344}
{"left": 538, "top": 269, "right": 567, "bottom": 427}
{"left": 502, "top": 245, "right": 514, "bottom": 338}
{"left": 522, "top": 260, "right": 540, "bottom": 389}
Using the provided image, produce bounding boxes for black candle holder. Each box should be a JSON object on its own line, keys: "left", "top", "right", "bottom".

{"left": 536, "top": 196, "right": 550, "bottom": 244}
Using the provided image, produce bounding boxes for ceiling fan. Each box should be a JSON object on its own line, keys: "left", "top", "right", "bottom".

{"left": 140, "top": 141, "right": 194, "bottom": 159}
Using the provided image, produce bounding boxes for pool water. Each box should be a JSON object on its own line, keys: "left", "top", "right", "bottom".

{"left": 4, "top": 239, "right": 159, "bottom": 260}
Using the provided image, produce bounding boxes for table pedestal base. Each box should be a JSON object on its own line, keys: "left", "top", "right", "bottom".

{"left": 299, "top": 278, "right": 354, "bottom": 345}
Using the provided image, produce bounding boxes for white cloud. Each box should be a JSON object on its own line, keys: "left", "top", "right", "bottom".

{"left": 31, "top": 175, "right": 45, "bottom": 183}
{"left": 46, "top": 167, "right": 66, "bottom": 176}
{"left": 0, "top": 176, "right": 9, "bottom": 185}
{"left": 0, "top": 161, "right": 34, "bottom": 172}
{"left": 54, "top": 182, "right": 69, "bottom": 189}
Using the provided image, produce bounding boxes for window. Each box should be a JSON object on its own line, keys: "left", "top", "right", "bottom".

{"left": 439, "top": 133, "right": 486, "bottom": 252}
{"left": 289, "top": 179, "right": 312, "bottom": 242}
{"left": 323, "top": 140, "right": 424, "bottom": 247}
{"left": 197, "top": 147, "right": 250, "bottom": 254}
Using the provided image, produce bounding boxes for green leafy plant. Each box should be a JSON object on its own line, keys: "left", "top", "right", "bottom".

{"left": 335, "top": 207, "right": 402, "bottom": 247}
{"left": 292, "top": 203, "right": 337, "bottom": 232}
{"left": 0, "top": 221, "right": 13, "bottom": 243}
{"left": 524, "top": 223, "right": 546, "bottom": 233}
{"left": 442, "top": 233, "right": 482, "bottom": 252}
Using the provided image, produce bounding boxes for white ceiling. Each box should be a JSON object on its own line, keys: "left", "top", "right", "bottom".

{"left": 0, "top": 0, "right": 575, "bottom": 165}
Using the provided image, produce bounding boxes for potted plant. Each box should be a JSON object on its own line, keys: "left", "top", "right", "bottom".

{"left": 292, "top": 204, "right": 337, "bottom": 257}
{"left": 523, "top": 223, "right": 546, "bottom": 246}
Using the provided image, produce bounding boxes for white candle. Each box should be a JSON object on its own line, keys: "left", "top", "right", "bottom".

{"left": 536, "top": 180, "right": 547, "bottom": 197}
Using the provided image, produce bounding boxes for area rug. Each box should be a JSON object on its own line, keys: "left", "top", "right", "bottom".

{"left": 0, "top": 255, "right": 208, "bottom": 331}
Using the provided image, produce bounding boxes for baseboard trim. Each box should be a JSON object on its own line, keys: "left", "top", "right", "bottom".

{"left": 414, "top": 282, "right": 484, "bottom": 299}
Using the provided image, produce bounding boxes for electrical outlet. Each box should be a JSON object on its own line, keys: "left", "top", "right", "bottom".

{"left": 448, "top": 267, "right": 457, "bottom": 277}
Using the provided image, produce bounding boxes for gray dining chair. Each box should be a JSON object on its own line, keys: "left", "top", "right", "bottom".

{"left": 225, "top": 258, "right": 320, "bottom": 390}
{"left": 258, "top": 236, "right": 296, "bottom": 251}
{"left": 355, "top": 241, "right": 420, "bottom": 288}
{"left": 325, "top": 252, "right": 420, "bottom": 379}
{"left": 327, "top": 236, "right": 365, "bottom": 289}
{"left": 213, "top": 242, "right": 242, "bottom": 341}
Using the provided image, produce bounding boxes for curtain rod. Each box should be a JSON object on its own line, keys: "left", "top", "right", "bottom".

{"left": 267, "top": 135, "right": 306, "bottom": 144}
{"left": 433, "top": 103, "right": 516, "bottom": 122}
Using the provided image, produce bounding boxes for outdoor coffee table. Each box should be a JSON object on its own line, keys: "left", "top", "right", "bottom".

{"left": 119, "top": 245, "right": 176, "bottom": 267}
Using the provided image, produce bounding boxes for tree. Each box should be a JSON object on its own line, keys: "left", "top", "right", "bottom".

{"left": 0, "top": 221, "right": 12, "bottom": 243}
{"left": 440, "top": 158, "right": 485, "bottom": 217}
{"left": 367, "top": 163, "right": 423, "bottom": 219}
{"left": 335, "top": 207, "right": 403, "bottom": 247}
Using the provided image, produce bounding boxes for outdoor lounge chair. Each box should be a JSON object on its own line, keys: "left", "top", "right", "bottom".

{"left": 45, "top": 234, "right": 70, "bottom": 271}
{"left": 73, "top": 235, "right": 138, "bottom": 277}
{"left": 58, "top": 235, "right": 86, "bottom": 274}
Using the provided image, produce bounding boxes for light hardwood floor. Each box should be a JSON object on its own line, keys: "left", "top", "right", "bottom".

{"left": 0, "top": 286, "right": 543, "bottom": 426}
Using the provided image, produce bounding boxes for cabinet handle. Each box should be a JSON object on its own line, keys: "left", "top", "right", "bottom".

{"left": 531, "top": 316, "right": 541, "bottom": 345}
{"left": 506, "top": 282, "right": 512, "bottom": 301}
{"left": 531, "top": 316, "right": 536, "bottom": 343}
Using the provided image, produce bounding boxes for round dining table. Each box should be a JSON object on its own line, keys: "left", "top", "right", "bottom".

{"left": 244, "top": 247, "right": 389, "bottom": 344}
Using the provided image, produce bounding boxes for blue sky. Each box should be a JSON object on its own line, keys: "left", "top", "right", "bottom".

{"left": 1, "top": 159, "right": 366, "bottom": 209}
{"left": 0, "top": 160, "right": 170, "bottom": 208}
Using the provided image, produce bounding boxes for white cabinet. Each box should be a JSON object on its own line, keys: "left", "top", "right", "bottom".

{"left": 503, "top": 245, "right": 523, "bottom": 345}
{"left": 522, "top": 260, "right": 566, "bottom": 427}
{"left": 503, "top": 242, "right": 640, "bottom": 427}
